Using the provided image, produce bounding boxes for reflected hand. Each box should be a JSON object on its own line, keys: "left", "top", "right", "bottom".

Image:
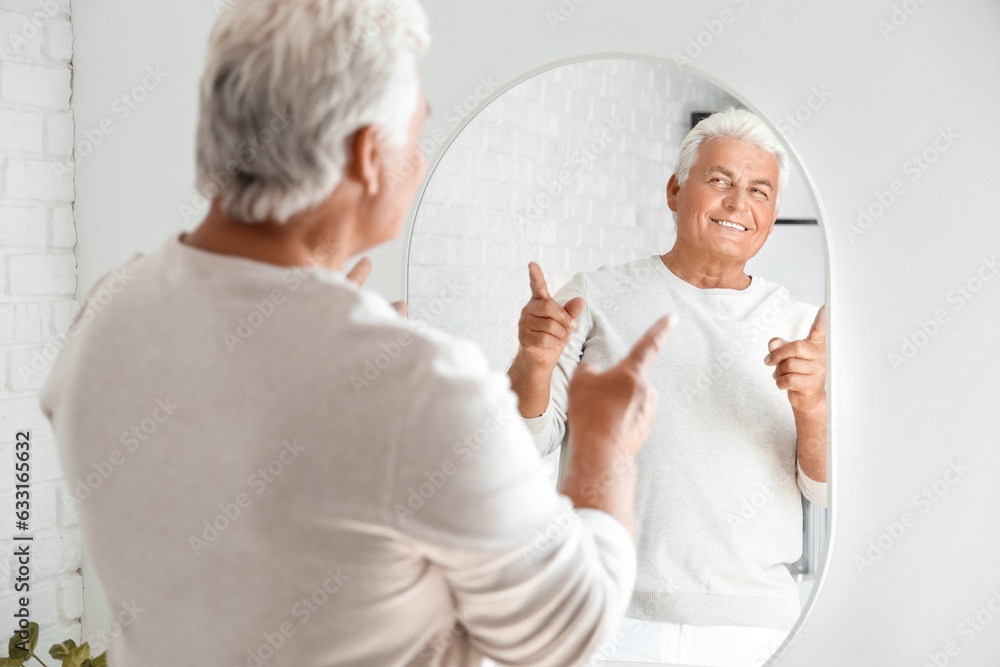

{"left": 517, "top": 262, "right": 586, "bottom": 372}
{"left": 568, "top": 315, "right": 675, "bottom": 458}
{"left": 764, "top": 305, "right": 826, "bottom": 413}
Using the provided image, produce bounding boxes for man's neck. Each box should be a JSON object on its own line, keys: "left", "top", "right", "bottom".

{"left": 181, "top": 199, "right": 356, "bottom": 273}
{"left": 659, "top": 248, "right": 751, "bottom": 290}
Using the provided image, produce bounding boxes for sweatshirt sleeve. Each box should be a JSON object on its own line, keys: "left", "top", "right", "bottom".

{"left": 392, "top": 331, "right": 635, "bottom": 665}
{"left": 796, "top": 458, "right": 829, "bottom": 508}
{"left": 512, "top": 271, "right": 592, "bottom": 459}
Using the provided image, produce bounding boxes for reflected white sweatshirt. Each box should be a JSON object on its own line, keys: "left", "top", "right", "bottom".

{"left": 521, "top": 255, "right": 827, "bottom": 631}
{"left": 39, "top": 232, "right": 635, "bottom": 667}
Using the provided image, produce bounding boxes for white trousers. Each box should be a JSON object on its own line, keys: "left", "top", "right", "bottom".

{"left": 478, "top": 617, "right": 791, "bottom": 666}
{"left": 603, "top": 616, "right": 792, "bottom": 666}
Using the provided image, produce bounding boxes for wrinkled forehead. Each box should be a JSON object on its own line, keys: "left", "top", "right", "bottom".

{"left": 690, "top": 140, "right": 780, "bottom": 196}
{"left": 695, "top": 137, "right": 780, "bottom": 174}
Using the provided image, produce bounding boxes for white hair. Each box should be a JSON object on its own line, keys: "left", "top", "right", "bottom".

{"left": 673, "top": 107, "right": 789, "bottom": 211}
{"left": 195, "top": 0, "right": 431, "bottom": 223}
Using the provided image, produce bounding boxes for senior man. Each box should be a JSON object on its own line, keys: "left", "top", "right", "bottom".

{"left": 39, "top": 1, "right": 677, "bottom": 665}
{"left": 507, "top": 108, "right": 828, "bottom": 666}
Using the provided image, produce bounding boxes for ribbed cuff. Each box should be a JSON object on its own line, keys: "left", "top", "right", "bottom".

{"left": 521, "top": 400, "right": 554, "bottom": 435}
{"left": 797, "top": 459, "right": 828, "bottom": 508}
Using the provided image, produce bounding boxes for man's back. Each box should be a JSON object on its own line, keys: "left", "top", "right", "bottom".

{"left": 40, "top": 233, "right": 636, "bottom": 666}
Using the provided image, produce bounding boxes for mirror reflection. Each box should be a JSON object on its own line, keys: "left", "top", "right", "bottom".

{"left": 409, "top": 58, "right": 828, "bottom": 667}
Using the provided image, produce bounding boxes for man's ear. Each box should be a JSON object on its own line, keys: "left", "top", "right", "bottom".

{"left": 666, "top": 174, "right": 680, "bottom": 212}
{"left": 347, "top": 124, "right": 382, "bottom": 197}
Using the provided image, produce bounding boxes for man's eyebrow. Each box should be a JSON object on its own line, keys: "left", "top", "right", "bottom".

{"left": 704, "top": 165, "right": 735, "bottom": 179}
{"left": 704, "top": 165, "right": 773, "bottom": 191}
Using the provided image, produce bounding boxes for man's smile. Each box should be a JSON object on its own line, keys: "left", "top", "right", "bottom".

{"left": 711, "top": 218, "right": 748, "bottom": 231}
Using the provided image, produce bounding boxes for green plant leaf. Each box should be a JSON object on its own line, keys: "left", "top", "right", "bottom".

{"left": 7, "top": 622, "right": 38, "bottom": 660}
{"left": 49, "top": 639, "right": 78, "bottom": 659}
{"left": 89, "top": 653, "right": 107, "bottom": 667}
{"left": 60, "top": 643, "right": 91, "bottom": 667}
{"left": 0, "top": 658, "right": 26, "bottom": 666}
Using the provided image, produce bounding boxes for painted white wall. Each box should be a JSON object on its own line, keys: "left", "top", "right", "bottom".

{"left": 64, "top": 0, "right": 1000, "bottom": 665}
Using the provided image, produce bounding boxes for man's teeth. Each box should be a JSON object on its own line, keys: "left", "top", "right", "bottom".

{"left": 713, "top": 219, "right": 746, "bottom": 231}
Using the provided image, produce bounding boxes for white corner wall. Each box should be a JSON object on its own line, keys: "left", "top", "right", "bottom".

{"left": 0, "top": 0, "right": 85, "bottom": 649}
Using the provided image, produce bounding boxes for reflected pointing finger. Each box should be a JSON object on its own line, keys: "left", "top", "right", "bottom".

{"left": 527, "top": 262, "right": 550, "bottom": 300}
{"left": 807, "top": 305, "right": 826, "bottom": 342}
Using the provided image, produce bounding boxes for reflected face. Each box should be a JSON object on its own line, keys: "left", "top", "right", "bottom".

{"left": 667, "top": 137, "right": 780, "bottom": 264}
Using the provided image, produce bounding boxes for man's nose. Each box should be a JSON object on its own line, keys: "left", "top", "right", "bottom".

{"left": 722, "top": 188, "right": 750, "bottom": 211}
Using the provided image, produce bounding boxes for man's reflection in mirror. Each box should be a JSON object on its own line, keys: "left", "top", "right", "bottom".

{"left": 506, "top": 108, "right": 828, "bottom": 666}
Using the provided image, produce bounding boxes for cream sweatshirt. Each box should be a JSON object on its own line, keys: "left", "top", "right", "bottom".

{"left": 39, "top": 232, "right": 636, "bottom": 667}
{"left": 521, "top": 254, "right": 827, "bottom": 631}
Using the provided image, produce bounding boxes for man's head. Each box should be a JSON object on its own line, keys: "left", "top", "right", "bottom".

{"left": 194, "top": 0, "right": 431, "bottom": 227}
{"left": 666, "top": 108, "right": 789, "bottom": 265}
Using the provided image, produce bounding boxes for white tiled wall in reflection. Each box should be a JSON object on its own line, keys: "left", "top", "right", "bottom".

{"left": 408, "top": 58, "right": 740, "bottom": 371}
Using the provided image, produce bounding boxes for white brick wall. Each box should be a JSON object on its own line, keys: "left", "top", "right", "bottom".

{"left": 409, "top": 58, "right": 739, "bottom": 371}
{"left": 0, "top": 0, "right": 84, "bottom": 651}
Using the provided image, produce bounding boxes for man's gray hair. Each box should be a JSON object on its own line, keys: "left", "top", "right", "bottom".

{"left": 195, "top": 0, "right": 431, "bottom": 223}
{"left": 673, "top": 107, "right": 789, "bottom": 210}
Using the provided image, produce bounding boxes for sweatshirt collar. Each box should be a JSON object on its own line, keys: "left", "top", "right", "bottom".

{"left": 650, "top": 254, "right": 764, "bottom": 299}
